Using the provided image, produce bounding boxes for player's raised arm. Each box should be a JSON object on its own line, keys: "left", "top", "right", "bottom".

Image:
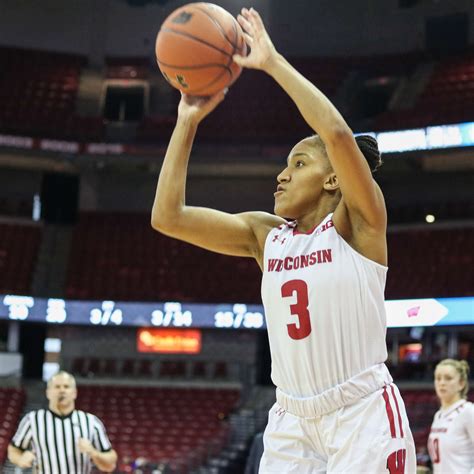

{"left": 151, "top": 92, "right": 284, "bottom": 263}
{"left": 233, "top": 8, "right": 386, "bottom": 233}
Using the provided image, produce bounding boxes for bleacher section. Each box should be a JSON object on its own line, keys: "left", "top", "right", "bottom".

{"left": 76, "top": 385, "right": 240, "bottom": 474}
{"left": 65, "top": 212, "right": 261, "bottom": 302}
{"left": 376, "top": 51, "right": 474, "bottom": 130}
{"left": 386, "top": 226, "right": 474, "bottom": 298}
{"left": 65, "top": 212, "right": 473, "bottom": 302}
{"left": 1, "top": 47, "right": 473, "bottom": 143}
{"left": 138, "top": 57, "right": 352, "bottom": 144}
{"left": 0, "top": 388, "right": 25, "bottom": 465}
{"left": 0, "top": 221, "right": 42, "bottom": 295}
{"left": 0, "top": 46, "right": 103, "bottom": 141}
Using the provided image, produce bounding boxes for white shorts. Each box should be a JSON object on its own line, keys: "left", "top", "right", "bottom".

{"left": 259, "top": 383, "right": 416, "bottom": 473}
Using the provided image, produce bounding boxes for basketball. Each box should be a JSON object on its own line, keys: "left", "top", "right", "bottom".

{"left": 155, "top": 2, "right": 247, "bottom": 96}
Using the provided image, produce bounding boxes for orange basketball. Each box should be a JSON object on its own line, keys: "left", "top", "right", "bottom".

{"left": 155, "top": 2, "right": 247, "bottom": 96}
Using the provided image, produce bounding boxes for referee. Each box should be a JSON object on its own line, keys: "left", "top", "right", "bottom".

{"left": 8, "top": 371, "right": 117, "bottom": 473}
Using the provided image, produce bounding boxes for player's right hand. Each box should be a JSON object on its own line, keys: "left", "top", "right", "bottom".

{"left": 177, "top": 90, "right": 227, "bottom": 125}
{"left": 18, "top": 450, "right": 36, "bottom": 468}
{"left": 233, "top": 8, "right": 278, "bottom": 73}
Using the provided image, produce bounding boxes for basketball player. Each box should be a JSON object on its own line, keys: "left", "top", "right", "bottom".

{"left": 427, "top": 359, "right": 473, "bottom": 473}
{"left": 151, "top": 7, "right": 415, "bottom": 473}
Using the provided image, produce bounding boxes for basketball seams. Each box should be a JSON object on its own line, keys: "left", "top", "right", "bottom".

{"left": 191, "top": 6, "right": 243, "bottom": 86}
{"left": 191, "top": 68, "right": 231, "bottom": 94}
{"left": 158, "top": 27, "right": 233, "bottom": 59}
{"left": 157, "top": 60, "right": 232, "bottom": 72}
{"left": 192, "top": 5, "right": 238, "bottom": 49}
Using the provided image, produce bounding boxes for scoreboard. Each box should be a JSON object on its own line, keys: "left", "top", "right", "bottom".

{"left": 0, "top": 294, "right": 472, "bottom": 329}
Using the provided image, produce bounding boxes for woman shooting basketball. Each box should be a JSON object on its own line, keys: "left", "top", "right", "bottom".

{"left": 152, "top": 7, "right": 415, "bottom": 473}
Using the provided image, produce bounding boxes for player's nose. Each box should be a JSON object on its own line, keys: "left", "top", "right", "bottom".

{"left": 277, "top": 168, "right": 290, "bottom": 183}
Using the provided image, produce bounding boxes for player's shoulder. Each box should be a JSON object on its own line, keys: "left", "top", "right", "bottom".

{"left": 239, "top": 211, "right": 287, "bottom": 242}
{"left": 239, "top": 211, "right": 286, "bottom": 228}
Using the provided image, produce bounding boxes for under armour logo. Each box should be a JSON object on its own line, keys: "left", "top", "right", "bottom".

{"left": 172, "top": 11, "right": 193, "bottom": 24}
{"left": 272, "top": 234, "right": 286, "bottom": 245}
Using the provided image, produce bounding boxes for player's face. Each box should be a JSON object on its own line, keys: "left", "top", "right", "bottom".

{"left": 274, "top": 138, "right": 330, "bottom": 219}
{"left": 434, "top": 365, "right": 464, "bottom": 404}
{"left": 46, "top": 374, "right": 77, "bottom": 409}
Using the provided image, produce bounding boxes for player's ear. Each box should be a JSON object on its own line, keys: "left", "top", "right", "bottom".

{"left": 323, "top": 172, "right": 339, "bottom": 191}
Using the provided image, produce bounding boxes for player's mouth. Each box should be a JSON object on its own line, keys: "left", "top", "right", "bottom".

{"left": 274, "top": 185, "right": 285, "bottom": 197}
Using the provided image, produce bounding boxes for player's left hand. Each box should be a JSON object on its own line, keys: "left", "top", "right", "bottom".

{"left": 78, "top": 438, "right": 95, "bottom": 455}
{"left": 233, "top": 7, "right": 278, "bottom": 72}
{"left": 177, "top": 90, "right": 227, "bottom": 125}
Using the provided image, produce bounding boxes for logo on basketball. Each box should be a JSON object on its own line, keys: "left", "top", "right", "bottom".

{"left": 176, "top": 74, "right": 189, "bottom": 88}
{"left": 172, "top": 11, "right": 193, "bottom": 24}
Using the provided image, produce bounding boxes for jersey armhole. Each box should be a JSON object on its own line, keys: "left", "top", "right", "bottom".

{"left": 333, "top": 225, "right": 388, "bottom": 272}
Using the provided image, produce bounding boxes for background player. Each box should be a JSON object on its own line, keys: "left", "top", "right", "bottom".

{"left": 151, "top": 7, "right": 415, "bottom": 473}
{"left": 427, "top": 359, "right": 473, "bottom": 473}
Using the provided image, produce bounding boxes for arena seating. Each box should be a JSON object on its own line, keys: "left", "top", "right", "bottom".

{"left": 65, "top": 212, "right": 261, "bottom": 302}
{"left": 137, "top": 56, "right": 352, "bottom": 144}
{"left": 65, "top": 212, "right": 473, "bottom": 302}
{"left": 2, "top": 46, "right": 473, "bottom": 143}
{"left": 375, "top": 50, "right": 474, "bottom": 130}
{"left": 0, "top": 222, "right": 42, "bottom": 295}
{"left": 70, "top": 356, "right": 229, "bottom": 381}
{"left": 0, "top": 388, "right": 26, "bottom": 464}
{"left": 0, "top": 46, "right": 104, "bottom": 141}
{"left": 386, "top": 226, "right": 474, "bottom": 299}
{"left": 76, "top": 385, "right": 240, "bottom": 473}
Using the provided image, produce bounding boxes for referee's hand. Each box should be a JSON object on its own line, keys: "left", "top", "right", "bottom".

{"left": 78, "top": 438, "right": 95, "bottom": 455}
{"left": 18, "top": 450, "right": 36, "bottom": 468}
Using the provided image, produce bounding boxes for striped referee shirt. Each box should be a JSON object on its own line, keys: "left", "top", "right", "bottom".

{"left": 11, "top": 409, "right": 112, "bottom": 474}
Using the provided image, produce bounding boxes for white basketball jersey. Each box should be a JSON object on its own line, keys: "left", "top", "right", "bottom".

{"left": 428, "top": 400, "right": 474, "bottom": 474}
{"left": 261, "top": 213, "right": 388, "bottom": 398}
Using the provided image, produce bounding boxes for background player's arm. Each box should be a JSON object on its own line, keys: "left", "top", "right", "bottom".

{"left": 151, "top": 93, "right": 284, "bottom": 262}
{"left": 7, "top": 444, "right": 35, "bottom": 469}
{"left": 234, "top": 8, "right": 386, "bottom": 233}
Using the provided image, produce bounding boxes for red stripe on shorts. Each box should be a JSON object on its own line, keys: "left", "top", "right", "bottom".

{"left": 382, "top": 386, "right": 396, "bottom": 438}
{"left": 390, "top": 384, "right": 404, "bottom": 438}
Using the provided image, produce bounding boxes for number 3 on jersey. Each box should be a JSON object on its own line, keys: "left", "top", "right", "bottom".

{"left": 281, "top": 279, "right": 311, "bottom": 340}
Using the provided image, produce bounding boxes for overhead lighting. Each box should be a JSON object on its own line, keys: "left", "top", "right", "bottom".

{"left": 425, "top": 214, "right": 436, "bottom": 223}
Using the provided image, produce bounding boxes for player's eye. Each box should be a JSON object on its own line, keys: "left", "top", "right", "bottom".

{"left": 295, "top": 160, "right": 304, "bottom": 167}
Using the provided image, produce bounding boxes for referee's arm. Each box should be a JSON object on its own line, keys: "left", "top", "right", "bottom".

{"left": 78, "top": 438, "right": 118, "bottom": 472}
{"left": 7, "top": 444, "right": 36, "bottom": 469}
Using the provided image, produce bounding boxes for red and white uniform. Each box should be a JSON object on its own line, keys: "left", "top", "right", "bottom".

{"left": 259, "top": 213, "right": 416, "bottom": 473}
{"left": 428, "top": 400, "right": 474, "bottom": 474}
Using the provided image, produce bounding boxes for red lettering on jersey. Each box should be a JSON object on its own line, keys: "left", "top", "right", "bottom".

{"left": 321, "top": 249, "right": 332, "bottom": 263}
{"left": 386, "top": 449, "right": 406, "bottom": 474}
{"left": 266, "top": 249, "right": 332, "bottom": 272}
{"left": 268, "top": 259, "right": 278, "bottom": 271}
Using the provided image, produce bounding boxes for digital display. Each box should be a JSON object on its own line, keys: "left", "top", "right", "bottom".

{"left": 137, "top": 328, "right": 202, "bottom": 354}
{"left": 357, "top": 121, "right": 474, "bottom": 153}
{"left": 1, "top": 121, "right": 474, "bottom": 158}
{"left": 0, "top": 294, "right": 472, "bottom": 329}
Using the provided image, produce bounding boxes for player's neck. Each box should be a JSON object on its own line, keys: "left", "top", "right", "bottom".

{"left": 440, "top": 396, "right": 462, "bottom": 410}
{"left": 294, "top": 200, "right": 336, "bottom": 233}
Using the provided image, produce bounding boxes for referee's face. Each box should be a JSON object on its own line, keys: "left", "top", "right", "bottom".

{"left": 46, "top": 374, "right": 77, "bottom": 412}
